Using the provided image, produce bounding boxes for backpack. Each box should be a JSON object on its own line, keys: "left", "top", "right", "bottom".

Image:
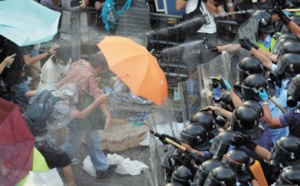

{"left": 101, "top": 0, "right": 132, "bottom": 33}
{"left": 24, "top": 89, "right": 61, "bottom": 136}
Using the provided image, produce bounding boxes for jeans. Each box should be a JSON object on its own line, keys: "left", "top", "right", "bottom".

{"left": 11, "top": 81, "right": 29, "bottom": 108}
{"left": 62, "top": 119, "right": 109, "bottom": 171}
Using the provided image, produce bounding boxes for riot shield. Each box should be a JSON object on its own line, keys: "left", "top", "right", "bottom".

{"left": 147, "top": 98, "right": 183, "bottom": 186}
{"left": 197, "top": 51, "right": 232, "bottom": 107}
{"left": 233, "top": 17, "right": 259, "bottom": 44}
{"left": 178, "top": 69, "right": 203, "bottom": 125}
{"left": 230, "top": 17, "right": 259, "bottom": 83}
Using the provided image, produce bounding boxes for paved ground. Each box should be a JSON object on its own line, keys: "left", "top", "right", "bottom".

{"left": 73, "top": 144, "right": 152, "bottom": 186}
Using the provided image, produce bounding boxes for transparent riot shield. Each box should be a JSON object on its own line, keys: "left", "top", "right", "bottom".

{"left": 233, "top": 17, "right": 259, "bottom": 44}
{"left": 178, "top": 69, "right": 204, "bottom": 125}
{"left": 147, "top": 98, "right": 183, "bottom": 186}
{"left": 230, "top": 17, "right": 259, "bottom": 84}
{"left": 197, "top": 51, "right": 232, "bottom": 107}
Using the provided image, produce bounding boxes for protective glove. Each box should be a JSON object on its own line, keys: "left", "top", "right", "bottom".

{"left": 231, "top": 135, "right": 258, "bottom": 151}
{"left": 206, "top": 43, "right": 219, "bottom": 52}
{"left": 258, "top": 88, "right": 268, "bottom": 101}
{"left": 220, "top": 77, "right": 231, "bottom": 91}
{"left": 238, "top": 38, "right": 258, "bottom": 51}
{"left": 159, "top": 134, "right": 181, "bottom": 145}
{"left": 273, "top": 6, "right": 291, "bottom": 25}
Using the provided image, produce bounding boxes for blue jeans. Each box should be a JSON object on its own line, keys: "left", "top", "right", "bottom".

{"left": 11, "top": 81, "right": 29, "bottom": 108}
{"left": 62, "top": 120, "right": 109, "bottom": 171}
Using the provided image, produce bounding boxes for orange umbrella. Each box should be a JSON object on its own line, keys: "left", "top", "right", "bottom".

{"left": 97, "top": 36, "right": 168, "bottom": 105}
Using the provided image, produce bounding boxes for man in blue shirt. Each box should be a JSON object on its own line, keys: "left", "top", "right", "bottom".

{"left": 260, "top": 74, "right": 300, "bottom": 138}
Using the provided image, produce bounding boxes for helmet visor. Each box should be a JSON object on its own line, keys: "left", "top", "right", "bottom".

{"left": 270, "top": 143, "right": 290, "bottom": 164}
{"left": 275, "top": 174, "right": 296, "bottom": 186}
{"left": 259, "top": 23, "right": 276, "bottom": 34}
{"left": 210, "top": 136, "right": 229, "bottom": 159}
{"left": 203, "top": 173, "right": 226, "bottom": 186}
{"left": 287, "top": 79, "right": 300, "bottom": 101}
{"left": 180, "top": 131, "right": 194, "bottom": 144}
{"left": 221, "top": 154, "right": 240, "bottom": 173}
{"left": 241, "top": 86, "right": 261, "bottom": 101}
{"left": 194, "top": 168, "right": 209, "bottom": 185}
{"left": 277, "top": 56, "right": 289, "bottom": 75}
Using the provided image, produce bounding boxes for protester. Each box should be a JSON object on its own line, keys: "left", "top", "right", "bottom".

{"left": 0, "top": 54, "right": 15, "bottom": 75}
{"left": 57, "top": 51, "right": 115, "bottom": 179}
{"left": 25, "top": 83, "right": 109, "bottom": 185}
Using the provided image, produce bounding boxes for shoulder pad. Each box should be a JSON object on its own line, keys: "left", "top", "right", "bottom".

{"left": 272, "top": 32, "right": 282, "bottom": 40}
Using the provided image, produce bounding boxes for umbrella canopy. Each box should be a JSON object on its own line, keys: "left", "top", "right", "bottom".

{"left": 0, "top": 98, "right": 35, "bottom": 185}
{"left": 97, "top": 36, "right": 168, "bottom": 105}
{"left": 0, "top": 0, "right": 61, "bottom": 46}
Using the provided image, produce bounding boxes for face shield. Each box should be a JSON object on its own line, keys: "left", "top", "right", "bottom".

{"left": 194, "top": 167, "right": 210, "bottom": 186}
{"left": 277, "top": 56, "right": 289, "bottom": 75}
{"left": 287, "top": 78, "right": 300, "bottom": 107}
{"left": 241, "top": 85, "right": 262, "bottom": 101}
{"left": 230, "top": 113, "right": 243, "bottom": 132}
{"left": 180, "top": 131, "right": 204, "bottom": 146}
{"left": 221, "top": 154, "right": 246, "bottom": 173}
{"left": 203, "top": 170, "right": 236, "bottom": 186}
{"left": 203, "top": 173, "right": 226, "bottom": 186}
{"left": 210, "top": 136, "right": 230, "bottom": 160}
{"left": 275, "top": 174, "right": 298, "bottom": 186}
{"left": 270, "top": 143, "right": 296, "bottom": 165}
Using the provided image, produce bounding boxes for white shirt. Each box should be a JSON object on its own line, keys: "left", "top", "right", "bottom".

{"left": 185, "top": 0, "right": 216, "bottom": 34}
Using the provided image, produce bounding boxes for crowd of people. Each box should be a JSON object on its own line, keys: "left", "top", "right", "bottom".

{"left": 156, "top": 0, "right": 300, "bottom": 185}
{"left": 2, "top": 0, "right": 300, "bottom": 185}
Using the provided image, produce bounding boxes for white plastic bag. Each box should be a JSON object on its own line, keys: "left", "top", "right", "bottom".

{"left": 24, "top": 168, "right": 63, "bottom": 186}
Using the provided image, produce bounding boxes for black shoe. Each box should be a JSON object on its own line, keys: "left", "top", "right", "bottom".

{"left": 96, "top": 165, "right": 117, "bottom": 179}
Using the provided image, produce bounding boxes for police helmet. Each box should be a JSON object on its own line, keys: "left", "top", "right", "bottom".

{"left": 252, "top": 11, "right": 275, "bottom": 34}
{"left": 241, "top": 74, "right": 268, "bottom": 101}
{"left": 273, "top": 33, "right": 298, "bottom": 55}
{"left": 244, "top": 100, "right": 264, "bottom": 118}
{"left": 287, "top": 74, "right": 300, "bottom": 107}
{"left": 270, "top": 136, "right": 300, "bottom": 166}
{"left": 180, "top": 124, "right": 210, "bottom": 151}
{"left": 215, "top": 115, "right": 227, "bottom": 128}
{"left": 277, "top": 53, "right": 300, "bottom": 78}
{"left": 171, "top": 166, "right": 194, "bottom": 186}
{"left": 221, "top": 149, "right": 251, "bottom": 176}
{"left": 190, "top": 112, "right": 219, "bottom": 139}
{"left": 278, "top": 41, "right": 300, "bottom": 60}
{"left": 231, "top": 105, "right": 260, "bottom": 133}
{"left": 237, "top": 56, "right": 265, "bottom": 85}
{"left": 194, "top": 159, "right": 223, "bottom": 186}
{"left": 275, "top": 168, "right": 300, "bottom": 186}
{"left": 203, "top": 167, "right": 236, "bottom": 186}
{"left": 219, "top": 91, "right": 235, "bottom": 112}
{"left": 210, "top": 130, "right": 237, "bottom": 160}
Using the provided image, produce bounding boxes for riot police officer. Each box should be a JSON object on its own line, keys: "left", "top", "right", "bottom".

{"left": 190, "top": 112, "right": 219, "bottom": 139}
{"left": 274, "top": 168, "right": 300, "bottom": 186}
{"left": 230, "top": 105, "right": 271, "bottom": 159}
{"left": 170, "top": 165, "right": 194, "bottom": 186}
{"left": 209, "top": 129, "right": 237, "bottom": 160}
{"left": 260, "top": 74, "right": 300, "bottom": 137}
{"left": 193, "top": 159, "right": 223, "bottom": 186}
{"left": 234, "top": 56, "right": 265, "bottom": 91}
{"left": 221, "top": 148, "right": 257, "bottom": 185}
{"left": 242, "top": 74, "right": 289, "bottom": 144}
{"left": 203, "top": 167, "right": 237, "bottom": 186}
